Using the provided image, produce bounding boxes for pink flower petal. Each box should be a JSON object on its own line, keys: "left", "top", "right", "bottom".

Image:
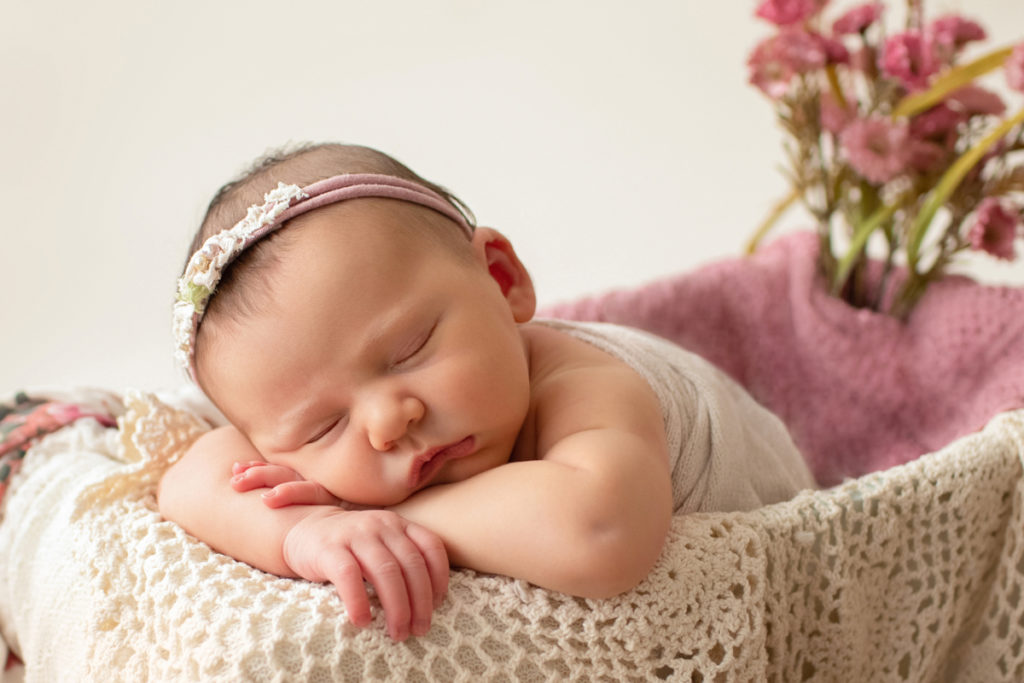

{"left": 947, "top": 85, "right": 1006, "bottom": 117}
{"left": 820, "top": 93, "right": 856, "bottom": 135}
{"left": 748, "top": 29, "right": 828, "bottom": 98}
{"left": 755, "top": 0, "right": 826, "bottom": 26}
{"left": 881, "top": 31, "right": 940, "bottom": 90}
{"left": 832, "top": 2, "right": 884, "bottom": 36}
{"left": 818, "top": 35, "right": 850, "bottom": 65}
{"left": 929, "top": 15, "right": 986, "bottom": 51}
{"left": 840, "top": 116, "right": 911, "bottom": 184}
{"left": 968, "top": 198, "right": 1020, "bottom": 260}
{"left": 909, "top": 104, "right": 965, "bottom": 151}
{"left": 1006, "top": 42, "right": 1024, "bottom": 93}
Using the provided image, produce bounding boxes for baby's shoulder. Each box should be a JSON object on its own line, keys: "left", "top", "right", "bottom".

{"left": 521, "top": 321, "right": 641, "bottom": 387}
{"left": 520, "top": 322, "right": 664, "bottom": 454}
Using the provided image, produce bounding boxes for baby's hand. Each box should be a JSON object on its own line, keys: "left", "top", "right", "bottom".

{"left": 283, "top": 508, "right": 449, "bottom": 641}
{"left": 231, "top": 461, "right": 345, "bottom": 508}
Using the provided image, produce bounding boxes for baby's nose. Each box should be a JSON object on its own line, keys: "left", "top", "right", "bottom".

{"left": 365, "top": 395, "right": 425, "bottom": 452}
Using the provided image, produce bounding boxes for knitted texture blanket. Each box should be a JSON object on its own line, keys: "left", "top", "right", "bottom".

{"left": 2, "top": 392, "right": 1023, "bottom": 681}
{"left": 541, "top": 232, "right": 1024, "bottom": 486}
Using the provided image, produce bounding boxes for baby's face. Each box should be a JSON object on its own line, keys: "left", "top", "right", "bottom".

{"left": 198, "top": 199, "right": 535, "bottom": 506}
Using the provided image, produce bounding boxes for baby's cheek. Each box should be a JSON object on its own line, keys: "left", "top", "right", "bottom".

{"left": 313, "top": 448, "right": 405, "bottom": 508}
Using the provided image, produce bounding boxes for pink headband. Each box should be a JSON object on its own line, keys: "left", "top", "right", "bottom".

{"left": 173, "top": 173, "right": 474, "bottom": 381}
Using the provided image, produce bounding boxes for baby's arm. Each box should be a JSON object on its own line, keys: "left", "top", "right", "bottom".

{"left": 158, "top": 427, "right": 448, "bottom": 640}
{"left": 393, "top": 338, "right": 673, "bottom": 598}
{"left": 394, "top": 427, "right": 671, "bottom": 598}
{"left": 247, "top": 347, "right": 673, "bottom": 599}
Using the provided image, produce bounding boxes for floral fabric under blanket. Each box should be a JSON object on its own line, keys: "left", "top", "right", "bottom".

{"left": 0, "top": 392, "right": 116, "bottom": 510}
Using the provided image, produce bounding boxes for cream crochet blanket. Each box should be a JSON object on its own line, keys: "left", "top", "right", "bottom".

{"left": 2, "top": 391, "right": 1023, "bottom": 681}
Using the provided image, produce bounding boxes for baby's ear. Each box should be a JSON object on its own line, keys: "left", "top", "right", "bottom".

{"left": 471, "top": 228, "right": 536, "bottom": 323}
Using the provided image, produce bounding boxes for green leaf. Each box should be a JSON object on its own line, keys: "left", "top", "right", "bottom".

{"left": 891, "top": 46, "right": 1014, "bottom": 119}
{"left": 906, "top": 105, "right": 1024, "bottom": 266}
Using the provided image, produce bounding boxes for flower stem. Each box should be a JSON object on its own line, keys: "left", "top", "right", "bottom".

{"left": 745, "top": 189, "right": 799, "bottom": 254}
{"left": 825, "top": 64, "right": 847, "bottom": 110}
{"left": 873, "top": 232, "right": 898, "bottom": 312}
{"left": 905, "top": 0, "right": 923, "bottom": 30}
{"left": 832, "top": 202, "right": 900, "bottom": 295}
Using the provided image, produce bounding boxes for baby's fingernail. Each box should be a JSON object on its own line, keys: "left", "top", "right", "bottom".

{"left": 434, "top": 593, "right": 445, "bottom": 608}
{"left": 390, "top": 624, "right": 409, "bottom": 641}
{"left": 260, "top": 490, "right": 276, "bottom": 499}
{"left": 412, "top": 619, "right": 430, "bottom": 637}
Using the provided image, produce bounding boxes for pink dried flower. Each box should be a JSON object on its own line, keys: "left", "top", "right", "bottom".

{"left": 1007, "top": 42, "right": 1024, "bottom": 92}
{"left": 947, "top": 85, "right": 1006, "bottom": 117}
{"left": 909, "top": 104, "right": 964, "bottom": 147}
{"left": 907, "top": 140, "right": 947, "bottom": 172}
{"left": 840, "top": 116, "right": 911, "bottom": 183}
{"left": 755, "top": 0, "right": 826, "bottom": 26}
{"left": 929, "top": 14, "right": 986, "bottom": 59}
{"left": 748, "top": 29, "right": 828, "bottom": 98}
{"left": 968, "top": 198, "right": 1020, "bottom": 260}
{"left": 848, "top": 46, "right": 876, "bottom": 73}
{"left": 881, "top": 31, "right": 939, "bottom": 90}
{"left": 820, "top": 93, "right": 857, "bottom": 134}
{"left": 818, "top": 35, "right": 850, "bottom": 65}
{"left": 832, "top": 2, "right": 884, "bottom": 35}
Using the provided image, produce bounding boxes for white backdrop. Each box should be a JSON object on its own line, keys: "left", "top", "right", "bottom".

{"left": 2, "top": 0, "right": 1022, "bottom": 392}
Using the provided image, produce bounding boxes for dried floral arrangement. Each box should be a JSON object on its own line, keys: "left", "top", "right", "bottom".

{"left": 747, "top": 0, "right": 1024, "bottom": 316}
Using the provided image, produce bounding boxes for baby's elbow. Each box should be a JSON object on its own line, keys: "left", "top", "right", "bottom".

{"left": 157, "top": 428, "right": 226, "bottom": 526}
{"left": 157, "top": 450, "right": 196, "bottom": 526}
{"left": 573, "top": 563, "right": 649, "bottom": 600}
{"left": 568, "top": 519, "right": 670, "bottom": 599}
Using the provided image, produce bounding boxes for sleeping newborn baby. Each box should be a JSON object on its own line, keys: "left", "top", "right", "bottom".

{"left": 158, "top": 142, "right": 815, "bottom": 641}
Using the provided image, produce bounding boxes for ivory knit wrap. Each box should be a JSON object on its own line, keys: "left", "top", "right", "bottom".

{"left": 537, "top": 319, "right": 815, "bottom": 513}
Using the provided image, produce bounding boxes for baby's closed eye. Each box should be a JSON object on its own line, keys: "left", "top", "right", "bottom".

{"left": 306, "top": 416, "right": 348, "bottom": 444}
{"left": 390, "top": 319, "right": 438, "bottom": 368}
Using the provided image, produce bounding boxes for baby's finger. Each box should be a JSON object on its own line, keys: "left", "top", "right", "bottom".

{"left": 261, "top": 481, "right": 343, "bottom": 508}
{"left": 320, "top": 546, "right": 373, "bottom": 629}
{"left": 380, "top": 532, "right": 436, "bottom": 637}
{"left": 405, "top": 523, "right": 450, "bottom": 607}
{"left": 231, "top": 461, "right": 268, "bottom": 476}
{"left": 352, "top": 539, "right": 413, "bottom": 641}
{"left": 230, "top": 463, "right": 304, "bottom": 492}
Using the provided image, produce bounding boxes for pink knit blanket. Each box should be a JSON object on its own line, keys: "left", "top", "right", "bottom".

{"left": 541, "top": 231, "right": 1024, "bottom": 486}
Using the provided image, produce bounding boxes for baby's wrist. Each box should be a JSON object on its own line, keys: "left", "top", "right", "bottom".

{"left": 281, "top": 507, "right": 350, "bottom": 576}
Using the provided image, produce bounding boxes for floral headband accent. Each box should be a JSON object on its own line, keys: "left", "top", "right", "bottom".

{"left": 173, "top": 173, "right": 474, "bottom": 381}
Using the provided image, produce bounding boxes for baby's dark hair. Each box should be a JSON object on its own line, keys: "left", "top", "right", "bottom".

{"left": 184, "top": 142, "right": 475, "bottom": 370}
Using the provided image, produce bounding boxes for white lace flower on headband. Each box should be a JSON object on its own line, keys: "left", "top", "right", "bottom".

{"left": 173, "top": 173, "right": 475, "bottom": 382}
{"left": 172, "top": 182, "right": 308, "bottom": 377}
